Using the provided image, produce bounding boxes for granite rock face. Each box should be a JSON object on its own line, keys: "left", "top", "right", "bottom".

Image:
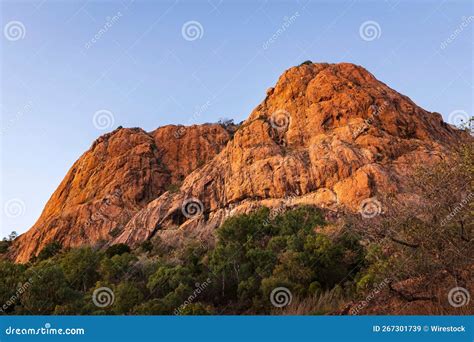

{"left": 10, "top": 62, "right": 467, "bottom": 262}
{"left": 10, "top": 124, "right": 231, "bottom": 263}
{"left": 112, "top": 63, "right": 464, "bottom": 248}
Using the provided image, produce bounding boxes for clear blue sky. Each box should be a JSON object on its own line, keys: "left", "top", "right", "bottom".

{"left": 1, "top": 0, "right": 472, "bottom": 237}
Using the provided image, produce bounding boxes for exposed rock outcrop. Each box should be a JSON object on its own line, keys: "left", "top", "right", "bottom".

{"left": 10, "top": 124, "right": 231, "bottom": 263}
{"left": 10, "top": 62, "right": 469, "bottom": 263}
{"left": 112, "top": 63, "right": 465, "bottom": 248}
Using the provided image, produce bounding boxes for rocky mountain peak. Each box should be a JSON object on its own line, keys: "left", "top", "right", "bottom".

{"left": 9, "top": 62, "right": 468, "bottom": 263}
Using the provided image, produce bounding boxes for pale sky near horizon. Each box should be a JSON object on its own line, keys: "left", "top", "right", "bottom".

{"left": 1, "top": 0, "right": 472, "bottom": 238}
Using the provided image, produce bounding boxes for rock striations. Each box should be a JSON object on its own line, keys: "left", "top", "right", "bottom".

{"left": 10, "top": 124, "right": 231, "bottom": 262}
{"left": 9, "top": 62, "right": 467, "bottom": 263}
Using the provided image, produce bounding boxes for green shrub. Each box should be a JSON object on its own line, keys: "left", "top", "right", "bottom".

{"left": 60, "top": 247, "right": 101, "bottom": 291}
{"left": 99, "top": 252, "right": 137, "bottom": 283}
{"left": 0, "top": 261, "right": 27, "bottom": 313}
{"left": 21, "top": 262, "right": 78, "bottom": 314}
{"left": 105, "top": 243, "right": 131, "bottom": 258}
{"left": 0, "top": 240, "right": 11, "bottom": 254}
{"left": 114, "top": 282, "right": 144, "bottom": 314}
{"left": 1, "top": 205, "right": 373, "bottom": 315}
{"left": 36, "top": 241, "right": 62, "bottom": 261}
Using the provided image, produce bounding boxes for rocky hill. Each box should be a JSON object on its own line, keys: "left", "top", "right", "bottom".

{"left": 10, "top": 124, "right": 231, "bottom": 263}
{"left": 9, "top": 62, "right": 467, "bottom": 263}
{"left": 111, "top": 63, "right": 464, "bottom": 249}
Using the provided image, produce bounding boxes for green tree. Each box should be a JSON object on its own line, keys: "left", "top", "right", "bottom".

{"left": 147, "top": 264, "right": 193, "bottom": 298}
{"left": 99, "top": 252, "right": 137, "bottom": 283}
{"left": 0, "top": 261, "right": 27, "bottom": 313}
{"left": 60, "top": 247, "right": 101, "bottom": 291}
{"left": 105, "top": 243, "right": 131, "bottom": 258}
{"left": 114, "top": 282, "right": 144, "bottom": 314}
{"left": 0, "top": 240, "right": 11, "bottom": 254}
{"left": 36, "top": 241, "right": 62, "bottom": 261}
{"left": 21, "top": 262, "right": 77, "bottom": 314}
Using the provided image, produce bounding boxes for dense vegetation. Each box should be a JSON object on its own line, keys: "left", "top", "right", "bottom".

{"left": 0, "top": 206, "right": 375, "bottom": 315}
{"left": 1, "top": 143, "right": 471, "bottom": 315}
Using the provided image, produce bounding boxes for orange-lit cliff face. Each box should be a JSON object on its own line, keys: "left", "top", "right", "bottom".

{"left": 10, "top": 62, "right": 468, "bottom": 263}
{"left": 10, "top": 124, "right": 232, "bottom": 263}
